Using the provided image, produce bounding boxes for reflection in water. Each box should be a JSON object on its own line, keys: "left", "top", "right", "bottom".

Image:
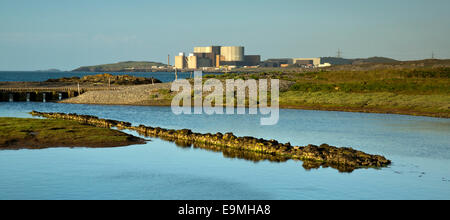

{"left": 384, "top": 120, "right": 450, "bottom": 133}
{"left": 145, "top": 133, "right": 359, "bottom": 173}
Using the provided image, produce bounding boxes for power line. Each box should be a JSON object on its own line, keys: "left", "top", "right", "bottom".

{"left": 336, "top": 49, "right": 343, "bottom": 58}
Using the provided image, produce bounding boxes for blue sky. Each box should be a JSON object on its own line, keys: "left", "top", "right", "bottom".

{"left": 0, "top": 0, "right": 449, "bottom": 70}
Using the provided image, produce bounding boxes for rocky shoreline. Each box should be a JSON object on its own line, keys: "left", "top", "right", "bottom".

{"left": 30, "top": 111, "right": 391, "bottom": 172}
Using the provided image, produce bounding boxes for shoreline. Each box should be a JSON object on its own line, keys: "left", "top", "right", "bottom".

{"left": 279, "top": 104, "right": 450, "bottom": 119}
{"left": 55, "top": 100, "right": 450, "bottom": 119}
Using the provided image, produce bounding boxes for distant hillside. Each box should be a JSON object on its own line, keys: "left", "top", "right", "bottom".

{"left": 72, "top": 61, "right": 168, "bottom": 72}
{"left": 36, "top": 69, "right": 62, "bottom": 72}
{"left": 326, "top": 59, "right": 450, "bottom": 71}
{"left": 353, "top": 57, "right": 399, "bottom": 64}
{"left": 321, "top": 57, "right": 399, "bottom": 65}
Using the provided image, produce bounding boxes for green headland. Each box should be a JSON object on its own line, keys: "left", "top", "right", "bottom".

{"left": 72, "top": 61, "right": 168, "bottom": 72}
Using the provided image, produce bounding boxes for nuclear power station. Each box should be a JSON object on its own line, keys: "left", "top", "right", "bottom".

{"left": 175, "top": 46, "right": 261, "bottom": 70}
{"left": 173, "top": 45, "right": 329, "bottom": 70}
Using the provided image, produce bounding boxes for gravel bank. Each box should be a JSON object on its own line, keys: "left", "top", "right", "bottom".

{"left": 59, "top": 79, "right": 293, "bottom": 106}
{"left": 60, "top": 83, "right": 172, "bottom": 105}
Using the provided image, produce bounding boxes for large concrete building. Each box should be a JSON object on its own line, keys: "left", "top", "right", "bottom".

{"left": 194, "top": 46, "right": 221, "bottom": 68}
{"left": 175, "top": 46, "right": 260, "bottom": 69}
{"left": 262, "top": 58, "right": 322, "bottom": 67}
{"left": 175, "top": 45, "right": 325, "bottom": 69}
{"left": 293, "top": 58, "right": 321, "bottom": 66}
{"left": 220, "top": 46, "right": 245, "bottom": 62}
{"left": 174, "top": 53, "right": 187, "bottom": 69}
{"left": 187, "top": 54, "right": 197, "bottom": 69}
{"left": 244, "top": 55, "right": 261, "bottom": 66}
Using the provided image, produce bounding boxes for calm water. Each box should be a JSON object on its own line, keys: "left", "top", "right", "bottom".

{"left": 0, "top": 71, "right": 449, "bottom": 199}
{"left": 0, "top": 71, "right": 202, "bottom": 83}
{"left": 0, "top": 102, "right": 449, "bottom": 200}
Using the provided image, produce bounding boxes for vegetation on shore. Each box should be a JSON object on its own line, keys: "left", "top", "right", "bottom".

{"left": 203, "top": 66, "right": 450, "bottom": 118}
{"left": 320, "top": 56, "right": 399, "bottom": 65}
{"left": 0, "top": 117, "right": 145, "bottom": 149}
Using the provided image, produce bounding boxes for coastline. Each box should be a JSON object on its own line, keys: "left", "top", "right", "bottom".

{"left": 58, "top": 100, "right": 450, "bottom": 119}
{"left": 56, "top": 101, "right": 450, "bottom": 119}
{"left": 278, "top": 104, "right": 450, "bottom": 119}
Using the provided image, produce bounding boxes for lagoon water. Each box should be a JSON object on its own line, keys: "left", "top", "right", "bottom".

{"left": 0, "top": 102, "right": 449, "bottom": 200}
{"left": 0, "top": 71, "right": 449, "bottom": 199}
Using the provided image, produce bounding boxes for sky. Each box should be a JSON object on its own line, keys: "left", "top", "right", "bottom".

{"left": 0, "top": 0, "right": 449, "bottom": 71}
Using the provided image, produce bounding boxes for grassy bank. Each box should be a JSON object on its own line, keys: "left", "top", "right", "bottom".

{"left": 0, "top": 117, "right": 145, "bottom": 149}
{"left": 207, "top": 67, "right": 450, "bottom": 94}
{"left": 279, "top": 91, "right": 450, "bottom": 117}
{"left": 204, "top": 67, "right": 450, "bottom": 118}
